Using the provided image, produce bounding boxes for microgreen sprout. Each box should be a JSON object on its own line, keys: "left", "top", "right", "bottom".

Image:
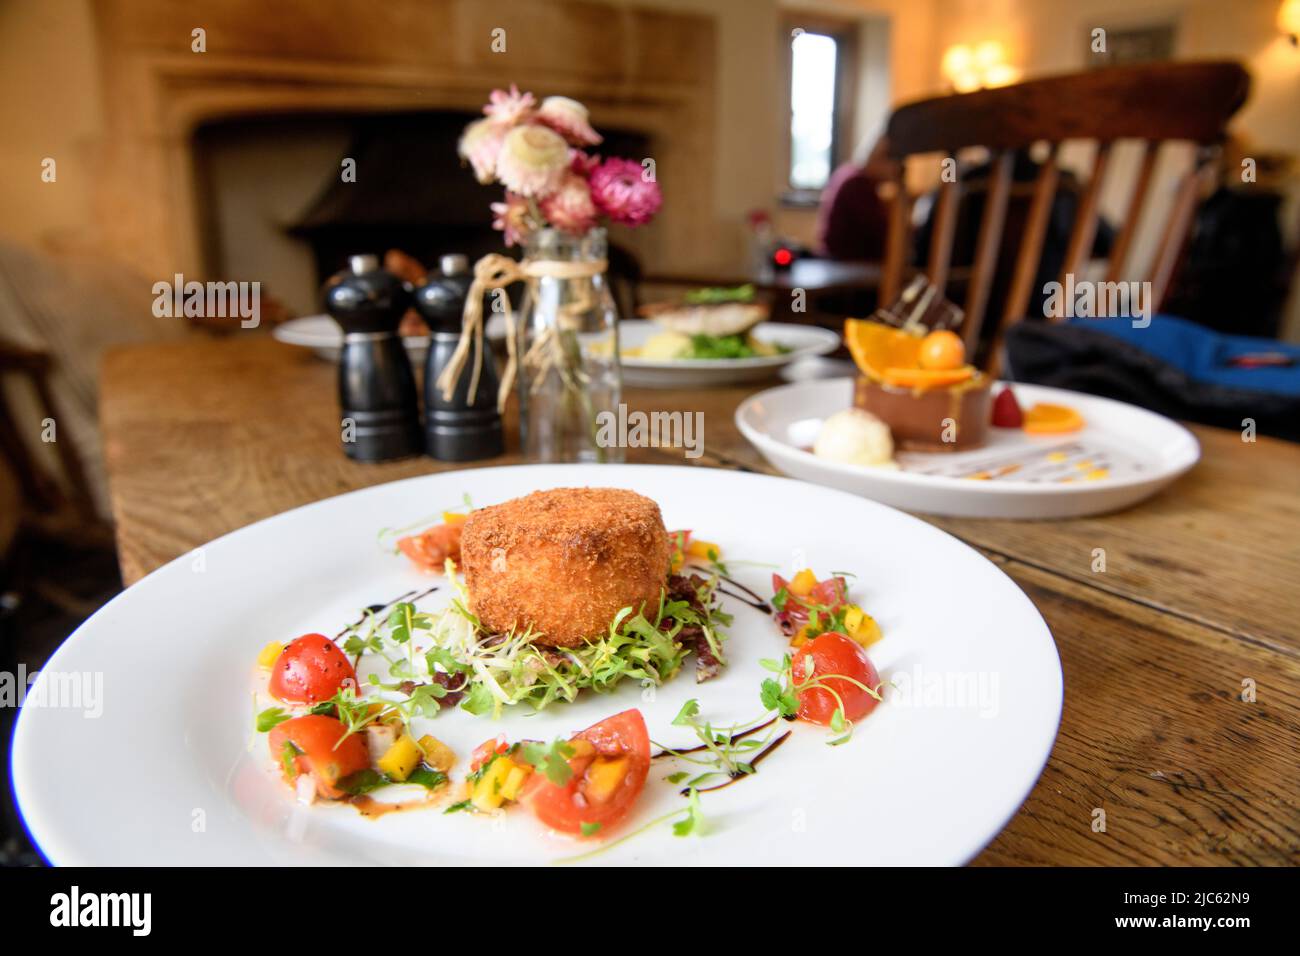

{"left": 554, "top": 787, "right": 707, "bottom": 865}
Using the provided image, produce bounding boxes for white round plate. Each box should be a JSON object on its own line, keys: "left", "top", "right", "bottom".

{"left": 13, "top": 464, "right": 1061, "bottom": 866}
{"left": 737, "top": 378, "right": 1200, "bottom": 519}
{"left": 273, "top": 315, "right": 432, "bottom": 363}
{"left": 619, "top": 319, "right": 840, "bottom": 388}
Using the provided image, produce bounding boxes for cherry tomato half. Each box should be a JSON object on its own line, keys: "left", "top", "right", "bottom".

{"left": 268, "top": 714, "right": 369, "bottom": 800}
{"left": 268, "top": 633, "right": 356, "bottom": 704}
{"left": 791, "top": 632, "right": 881, "bottom": 726}
{"left": 521, "top": 709, "right": 650, "bottom": 837}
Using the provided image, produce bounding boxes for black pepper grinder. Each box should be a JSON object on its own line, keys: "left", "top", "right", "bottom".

{"left": 413, "top": 253, "right": 504, "bottom": 461}
{"left": 324, "top": 254, "right": 422, "bottom": 462}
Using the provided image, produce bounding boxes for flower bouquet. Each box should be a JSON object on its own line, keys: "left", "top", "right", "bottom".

{"left": 458, "top": 85, "right": 662, "bottom": 244}
{"left": 437, "top": 87, "right": 663, "bottom": 463}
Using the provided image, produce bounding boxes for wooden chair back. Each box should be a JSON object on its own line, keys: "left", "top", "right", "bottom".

{"left": 0, "top": 341, "right": 100, "bottom": 536}
{"left": 881, "top": 61, "right": 1250, "bottom": 372}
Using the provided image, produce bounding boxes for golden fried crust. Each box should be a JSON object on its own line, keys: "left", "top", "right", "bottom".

{"left": 461, "top": 488, "right": 672, "bottom": 647}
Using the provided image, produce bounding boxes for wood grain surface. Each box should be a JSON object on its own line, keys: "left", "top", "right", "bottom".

{"left": 101, "top": 335, "right": 1300, "bottom": 865}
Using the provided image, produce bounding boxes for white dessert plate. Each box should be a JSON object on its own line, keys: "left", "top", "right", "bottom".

{"left": 736, "top": 378, "right": 1200, "bottom": 519}
{"left": 12, "top": 464, "right": 1061, "bottom": 866}
{"left": 619, "top": 319, "right": 840, "bottom": 388}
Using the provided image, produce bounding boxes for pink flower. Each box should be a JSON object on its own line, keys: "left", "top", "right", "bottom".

{"left": 483, "top": 84, "right": 536, "bottom": 126}
{"left": 495, "top": 124, "right": 569, "bottom": 198}
{"left": 588, "top": 157, "right": 662, "bottom": 227}
{"left": 569, "top": 150, "right": 600, "bottom": 177}
{"left": 536, "top": 96, "right": 602, "bottom": 146}
{"left": 457, "top": 118, "right": 506, "bottom": 184}
{"left": 491, "top": 192, "right": 533, "bottom": 247}
{"left": 540, "top": 172, "right": 598, "bottom": 234}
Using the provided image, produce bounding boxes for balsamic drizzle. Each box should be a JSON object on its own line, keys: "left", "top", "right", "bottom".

{"left": 712, "top": 572, "right": 772, "bottom": 614}
{"left": 717, "top": 586, "right": 771, "bottom": 614}
{"left": 334, "top": 586, "right": 440, "bottom": 639}
{"left": 680, "top": 730, "right": 793, "bottom": 795}
{"left": 652, "top": 715, "right": 779, "bottom": 760}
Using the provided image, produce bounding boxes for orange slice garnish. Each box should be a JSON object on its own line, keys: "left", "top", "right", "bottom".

{"left": 845, "top": 319, "right": 923, "bottom": 380}
{"left": 1023, "top": 403, "right": 1084, "bottom": 434}
{"left": 879, "top": 366, "right": 975, "bottom": 388}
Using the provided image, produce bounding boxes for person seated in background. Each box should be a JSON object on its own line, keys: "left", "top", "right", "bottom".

{"left": 815, "top": 134, "right": 894, "bottom": 262}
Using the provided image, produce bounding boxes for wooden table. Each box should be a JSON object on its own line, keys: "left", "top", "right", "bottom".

{"left": 101, "top": 335, "right": 1300, "bottom": 865}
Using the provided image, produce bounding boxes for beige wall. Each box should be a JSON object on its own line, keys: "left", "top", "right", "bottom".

{"left": 0, "top": 0, "right": 103, "bottom": 257}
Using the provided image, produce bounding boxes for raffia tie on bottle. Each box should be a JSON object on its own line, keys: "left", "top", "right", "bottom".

{"left": 436, "top": 252, "right": 608, "bottom": 413}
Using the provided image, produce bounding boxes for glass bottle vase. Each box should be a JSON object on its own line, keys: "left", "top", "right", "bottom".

{"left": 516, "top": 228, "right": 623, "bottom": 463}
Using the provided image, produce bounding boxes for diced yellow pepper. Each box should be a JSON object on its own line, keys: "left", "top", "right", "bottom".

{"left": 498, "top": 764, "right": 531, "bottom": 801}
{"left": 442, "top": 511, "right": 468, "bottom": 525}
{"left": 416, "top": 735, "right": 456, "bottom": 772}
{"left": 585, "top": 756, "right": 630, "bottom": 804}
{"left": 842, "top": 605, "right": 883, "bottom": 648}
{"left": 471, "top": 756, "right": 518, "bottom": 811}
{"left": 257, "top": 641, "right": 284, "bottom": 669}
{"left": 686, "top": 539, "right": 721, "bottom": 561}
{"left": 789, "top": 568, "right": 818, "bottom": 597}
{"left": 377, "top": 735, "right": 423, "bottom": 782}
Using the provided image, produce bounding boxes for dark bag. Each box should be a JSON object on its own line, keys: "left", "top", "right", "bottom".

{"left": 1004, "top": 317, "right": 1300, "bottom": 442}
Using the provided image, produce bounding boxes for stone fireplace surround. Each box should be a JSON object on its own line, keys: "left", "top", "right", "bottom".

{"left": 89, "top": 0, "right": 718, "bottom": 290}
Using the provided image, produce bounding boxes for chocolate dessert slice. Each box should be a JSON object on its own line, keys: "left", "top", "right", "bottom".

{"left": 854, "top": 373, "right": 992, "bottom": 452}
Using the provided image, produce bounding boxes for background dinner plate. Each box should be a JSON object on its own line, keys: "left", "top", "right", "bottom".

{"left": 737, "top": 378, "right": 1201, "bottom": 519}
{"left": 619, "top": 319, "right": 840, "bottom": 388}
{"left": 272, "top": 314, "right": 435, "bottom": 363}
{"left": 13, "top": 464, "right": 1061, "bottom": 866}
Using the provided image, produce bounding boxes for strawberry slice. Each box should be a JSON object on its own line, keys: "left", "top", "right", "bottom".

{"left": 991, "top": 386, "right": 1024, "bottom": 428}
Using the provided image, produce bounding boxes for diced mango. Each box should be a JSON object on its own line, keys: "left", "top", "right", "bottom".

{"left": 790, "top": 625, "right": 812, "bottom": 648}
{"left": 377, "top": 735, "right": 423, "bottom": 782}
{"left": 843, "top": 605, "right": 883, "bottom": 648}
{"left": 257, "top": 641, "right": 285, "bottom": 669}
{"left": 789, "top": 568, "right": 818, "bottom": 597}
{"left": 686, "top": 539, "right": 721, "bottom": 561}
{"left": 568, "top": 738, "right": 597, "bottom": 760}
{"left": 442, "top": 511, "right": 468, "bottom": 525}
{"left": 366, "top": 702, "right": 403, "bottom": 725}
{"left": 584, "top": 756, "right": 630, "bottom": 804}
{"left": 471, "top": 756, "right": 518, "bottom": 811}
{"left": 416, "top": 735, "right": 456, "bottom": 772}
{"left": 498, "top": 764, "right": 531, "bottom": 802}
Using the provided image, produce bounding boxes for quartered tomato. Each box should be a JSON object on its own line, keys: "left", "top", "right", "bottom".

{"left": 521, "top": 709, "right": 650, "bottom": 836}
{"left": 397, "top": 522, "right": 463, "bottom": 573}
{"left": 791, "top": 632, "right": 881, "bottom": 725}
{"left": 268, "top": 714, "right": 369, "bottom": 800}
{"left": 268, "top": 633, "right": 356, "bottom": 704}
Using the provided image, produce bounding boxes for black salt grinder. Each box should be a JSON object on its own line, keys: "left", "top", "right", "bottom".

{"left": 324, "top": 254, "right": 422, "bottom": 462}
{"left": 413, "top": 253, "right": 504, "bottom": 461}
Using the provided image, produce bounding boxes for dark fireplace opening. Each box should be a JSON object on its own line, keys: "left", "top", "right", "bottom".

{"left": 192, "top": 110, "right": 652, "bottom": 316}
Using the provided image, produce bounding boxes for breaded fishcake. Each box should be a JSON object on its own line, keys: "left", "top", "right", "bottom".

{"left": 461, "top": 487, "right": 672, "bottom": 647}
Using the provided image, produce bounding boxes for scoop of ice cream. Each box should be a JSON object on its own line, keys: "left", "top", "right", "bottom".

{"left": 814, "top": 408, "right": 896, "bottom": 467}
